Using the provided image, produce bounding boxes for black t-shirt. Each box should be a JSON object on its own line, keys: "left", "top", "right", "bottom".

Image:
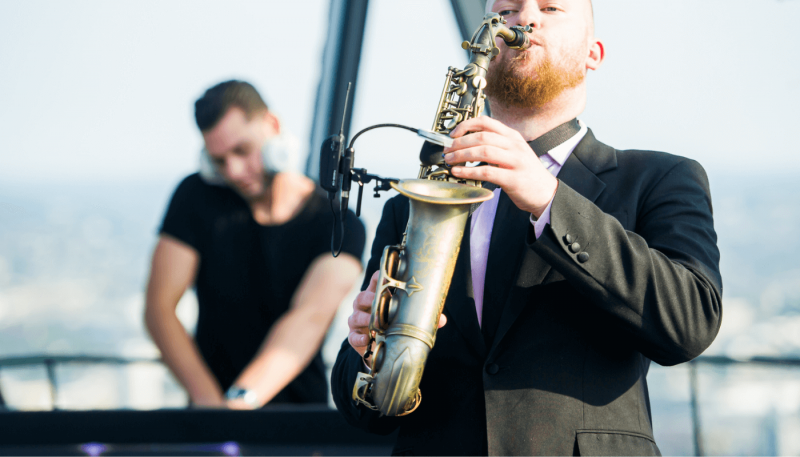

{"left": 160, "top": 173, "right": 365, "bottom": 403}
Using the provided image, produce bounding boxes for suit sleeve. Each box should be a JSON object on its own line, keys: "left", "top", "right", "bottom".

{"left": 331, "top": 195, "right": 409, "bottom": 434}
{"left": 529, "top": 158, "right": 722, "bottom": 366}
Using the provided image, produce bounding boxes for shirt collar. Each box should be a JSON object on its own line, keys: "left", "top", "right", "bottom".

{"left": 543, "top": 119, "right": 587, "bottom": 167}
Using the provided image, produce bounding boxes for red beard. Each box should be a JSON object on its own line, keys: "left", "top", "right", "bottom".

{"left": 485, "top": 51, "right": 584, "bottom": 109}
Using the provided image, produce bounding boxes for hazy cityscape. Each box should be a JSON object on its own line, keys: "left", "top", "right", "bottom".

{"left": 0, "top": 169, "right": 799, "bottom": 454}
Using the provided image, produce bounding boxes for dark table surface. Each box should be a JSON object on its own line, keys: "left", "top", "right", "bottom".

{"left": 0, "top": 405, "right": 396, "bottom": 456}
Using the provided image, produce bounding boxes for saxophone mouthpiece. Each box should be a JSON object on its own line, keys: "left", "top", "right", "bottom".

{"left": 507, "top": 25, "right": 533, "bottom": 50}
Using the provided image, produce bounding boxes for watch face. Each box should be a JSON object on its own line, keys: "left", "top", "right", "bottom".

{"left": 225, "top": 387, "right": 245, "bottom": 400}
{"left": 226, "top": 386, "right": 259, "bottom": 407}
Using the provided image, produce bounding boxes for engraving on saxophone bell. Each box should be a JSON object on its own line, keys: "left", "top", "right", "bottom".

{"left": 353, "top": 12, "right": 526, "bottom": 417}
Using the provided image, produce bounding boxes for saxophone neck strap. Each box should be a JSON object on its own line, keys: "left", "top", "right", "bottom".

{"left": 527, "top": 118, "right": 580, "bottom": 157}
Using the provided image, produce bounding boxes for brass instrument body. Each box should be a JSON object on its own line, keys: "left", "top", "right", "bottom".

{"left": 352, "top": 13, "right": 531, "bottom": 417}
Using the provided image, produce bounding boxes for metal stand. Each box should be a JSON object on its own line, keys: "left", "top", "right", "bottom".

{"left": 689, "top": 361, "right": 704, "bottom": 456}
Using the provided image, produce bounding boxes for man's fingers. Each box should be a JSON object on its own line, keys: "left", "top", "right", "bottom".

{"left": 348, "top": 309, "right": 372, "bottom": 332}
{"left": 348, "top": 331, "right": 371, "bottom": 355}
{"left": 226, "top": 400, "right": 255, "bottom": 411}
{"left": 438, "top": 313, "right": 448, "bottom": 329}
{"left": 444, "top": 145, "right": 518, "bottom": 169}
{"left": 446, "top": 131, "right": 515, "bottom": 153}
{"left": 449, "top": 116, "right": 517, "bottom": 139}
{"left": 366, "top": 270, "right": 380, "bottom": 293}
{"left": 353, "top": 290, "right": 375, "bottom": 312}
{"left": 349, "top": 331, "right": 370, "bottom": 347}
{"left": 451, "top": 163, "right": 512, "bottom": 186}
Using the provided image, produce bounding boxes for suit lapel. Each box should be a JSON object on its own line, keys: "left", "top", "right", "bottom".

{"left": 442, "top": 220, "right": 487, "bottom": 359}
{"left": 555, "top": 154, "right": 607, "bottom": 203}
{"left": 488, "top": 130, "right": 617, "bottom": 355}
{"left": 557, "top": 129, "right": 616, "bottom": 200}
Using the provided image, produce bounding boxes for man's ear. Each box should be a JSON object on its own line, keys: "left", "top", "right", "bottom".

{"left": 586, "top": 38, "right": 605, "bottom": 71}
{"left": 261, "top": 110, "right": 281, "bottom": 135}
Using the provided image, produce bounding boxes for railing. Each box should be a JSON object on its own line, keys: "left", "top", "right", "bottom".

{"left": 1, "top": 354, "right": 799, "bottom": 455}
{"left": 686, "top": 356, "right": 800, "bottom": 457}
{"left": 0, "top": 355, "right": 162, "bottom": 410}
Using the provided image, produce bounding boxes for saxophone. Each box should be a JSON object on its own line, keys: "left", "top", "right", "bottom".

{"left": 352, "top": 13, "right": 532, "bottom": 417}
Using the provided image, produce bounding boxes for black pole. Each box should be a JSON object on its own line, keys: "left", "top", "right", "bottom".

{"left": 306, "top": 0, "right": 369, "bottom": 179}
{"left": 449, "top": 0, "right": 490, "bottom": 114}
{"left": 450, "top": 0, "right": 488, "bottom": 43}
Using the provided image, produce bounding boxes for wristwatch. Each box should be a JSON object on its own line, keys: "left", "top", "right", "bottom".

{"left": 224, "top": 386, "right": 259, "bottom": 408}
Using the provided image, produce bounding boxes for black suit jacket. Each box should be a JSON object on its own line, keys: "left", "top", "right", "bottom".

{"left": 331, "top": 130, "right": 722, "bottom": 456}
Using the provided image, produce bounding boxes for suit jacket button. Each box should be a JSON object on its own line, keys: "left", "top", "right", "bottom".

{"left": 569, "top": 242, "right": 581, "bottom": 253}
{"left": 564, "top": 234, "right": 574, "bottom": 245}
{"left": 577, "top": 252, "right": 590, "bottom": 263}
{"left": 486, "top": 363, "right": 499, "bottom": 375}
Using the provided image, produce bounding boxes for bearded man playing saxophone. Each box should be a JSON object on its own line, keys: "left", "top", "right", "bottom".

{"left": 332, "top": 0, "right": 722, "bottom": 455}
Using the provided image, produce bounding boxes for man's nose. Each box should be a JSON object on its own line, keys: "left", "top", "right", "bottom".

{"left": 224, "top": 157, "right": 247, "bottom": 181}
{"left": 515, "top": 3, "right": 541, "bottom": 30}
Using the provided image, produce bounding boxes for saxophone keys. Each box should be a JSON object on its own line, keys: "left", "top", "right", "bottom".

{"left": 352, "top": 372, "right": 378, "bottom": 410}
{"left": 372, "top": 341, "right": 386, "bottom": 372}
{"left": 404, "top": 276, "right": 424, "bottom": 297}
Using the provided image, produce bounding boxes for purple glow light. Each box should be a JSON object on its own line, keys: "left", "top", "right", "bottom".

{"left": 80, "top": 442, "right": 107, "bottom": 456}
{"left": 221, "top": 441, "right": 241, "bottom": 456}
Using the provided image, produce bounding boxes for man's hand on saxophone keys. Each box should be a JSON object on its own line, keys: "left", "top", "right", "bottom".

{"left": 348, "top": 270, "right": 447, "bottom": 357}
{"left": 443, "top": 116, "right": 559, "bottom": 219}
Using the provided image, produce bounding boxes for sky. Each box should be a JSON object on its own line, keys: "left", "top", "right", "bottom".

{"left": 0, "top": 0, "right": 328, "bottom": 185}
{"left": 0, "top": 1, "right": 798, "bottom": 188}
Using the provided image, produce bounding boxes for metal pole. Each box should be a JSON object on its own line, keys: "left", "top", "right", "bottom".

{"left": 45, "top": 359, "right": 58, "bottom": 410}
{"left": 0, "top": 369, "right": 5, "bottom": 409}
{"left": 450, "top": 0, "right": 488, "bottom": 44}
{"left": 689, "top": 361, "right": 704, "bottom": 456}
{"left": 305, "top": 0, "right": 370, "bottom": 179}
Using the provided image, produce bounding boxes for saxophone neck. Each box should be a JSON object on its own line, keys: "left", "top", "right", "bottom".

{"left": 421, "top": 14, "right": 531, "bottom": 182}
{"left": 462, "top": 13, "right": 532, "bottom": 65}
{"left": 454, "top": 13, "right": 533, "bottom": 126}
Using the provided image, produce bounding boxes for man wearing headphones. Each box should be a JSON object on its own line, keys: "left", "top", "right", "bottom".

{"left": 145, "top": 80, "right": 365, "bottom": 409}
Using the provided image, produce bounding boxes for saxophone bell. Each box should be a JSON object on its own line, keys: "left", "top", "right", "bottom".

{"left": 354, "top": 180, "right": 493, "bottom": 416}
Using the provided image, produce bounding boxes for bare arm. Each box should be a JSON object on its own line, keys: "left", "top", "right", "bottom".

{"left": 227, "top": 253, "right": 362, "bottom": 409}
{"left": 144, "top": 235, "right": 224, "bottom": 406}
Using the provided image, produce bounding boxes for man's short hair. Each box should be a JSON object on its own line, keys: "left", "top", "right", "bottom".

{"left": 194, "top": 80, "right": 269, "bottom": 132}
